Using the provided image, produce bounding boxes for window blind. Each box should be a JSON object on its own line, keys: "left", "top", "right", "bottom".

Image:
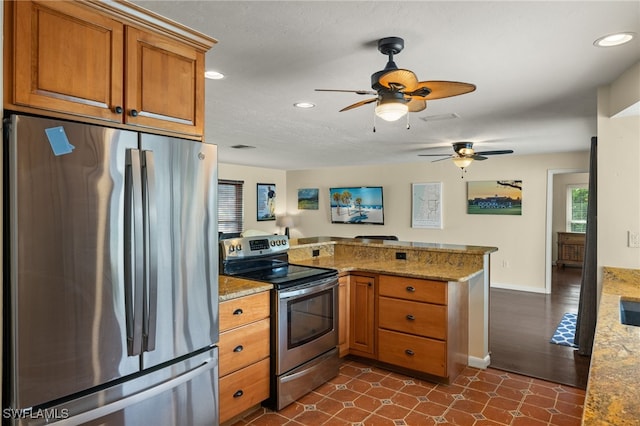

{"left": 218, "top": 179, "right": 244, "bottom": 233}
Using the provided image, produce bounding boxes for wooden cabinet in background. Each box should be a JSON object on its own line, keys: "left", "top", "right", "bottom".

{"left": 557, "top": 232, "right": 585, "bottom": 268}
{"left": 338, "top": 275, "right": 350, "bottom": 357}
{"left": 219, "top": 291, "right": 270, "bottom": 424}
{"left": 349, "top": 273, "right": 376, "bottom": 358}
{"left": 4, "top": 0, "right": 215, "bottom": 138}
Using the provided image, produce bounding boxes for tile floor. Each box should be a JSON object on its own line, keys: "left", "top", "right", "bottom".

{"left": 230, "top": 359, "right": 586, "bottom": 425}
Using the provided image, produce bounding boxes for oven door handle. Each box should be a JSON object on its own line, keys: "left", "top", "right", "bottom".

{"left": 278, "top": 276, "right": 338, "bottom": 299}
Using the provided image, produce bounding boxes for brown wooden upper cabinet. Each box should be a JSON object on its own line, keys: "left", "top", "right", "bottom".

{"left": 4, "top": 0, "right": 216, "bottom": 139}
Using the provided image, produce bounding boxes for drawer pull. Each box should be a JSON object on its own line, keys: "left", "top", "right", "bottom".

{"left": 405, "top": 349, "right": 415, "bottom": 356}
{"left": 233, "top": 345, "right": 244, "bottom": 353}
{"left": 233, "top": 308, "right": 243, "bottom": 316}
{"left": 406, "top": 314, "right": 415, "bottom": 321}
{"left": 406, "top": 286, "right": 416, "bottom": 292}
{"left": 130, "top": 109, "right": 139, "bottom": 117}
{"left": 233, "top": 390, "right": 244, "bottom": 398}
{"left": 114, "top": 106, "right": 123, "bottom": 114}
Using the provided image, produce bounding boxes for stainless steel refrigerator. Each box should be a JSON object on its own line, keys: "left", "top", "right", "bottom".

{"left": 2, "top": 114, "right": 219, "bottom": 425}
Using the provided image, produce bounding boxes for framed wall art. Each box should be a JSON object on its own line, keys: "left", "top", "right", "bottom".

{"left": 297, "top": 188, "right": 319, "bottom": 210}
{"left": 329, "top": 186, "right": 384, "bottom": 225}
{"left": 412, "top": 182, "right": 443, "bottom": 229}
{"left": 467, "top": 180, "right": 522, "bottom": 215}
{"left": 257, "top": 183, "right": 276, "bottom": 221}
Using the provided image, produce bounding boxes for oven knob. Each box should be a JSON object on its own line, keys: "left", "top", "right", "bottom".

{"left": 271, "top": 240, "right": 276, "bottom": 247}
{"left": 236, "top": 244, "right": 242, "bottom": 252}
{"left": 281, "top": 239, "right": 287, "bottom": 246}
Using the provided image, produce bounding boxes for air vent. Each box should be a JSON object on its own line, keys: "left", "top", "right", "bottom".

{"left": 230, "top": 144, "right": 256, "bottom": 149}
{"left": 420, "top": 113, "right": 460, "bottom": 122}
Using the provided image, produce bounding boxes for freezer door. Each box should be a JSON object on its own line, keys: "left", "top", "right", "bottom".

{"left": 6, "top": 115, "right": 140, "bottom": 409}
{"left": 10, "top": 348, "right": 219, "bottom": 426}
{"left": 139, "top": 134, "right": 218, "bottom": 369}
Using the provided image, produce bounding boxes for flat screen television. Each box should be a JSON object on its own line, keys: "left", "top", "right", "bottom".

{"left": 329, "top": 186, "right": 384, "bottom": 225}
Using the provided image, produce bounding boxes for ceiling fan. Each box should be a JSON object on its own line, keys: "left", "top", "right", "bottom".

{"left": 316, "top": 37, "right": 476, "bottom": 125}
{"left": 419, "top": 142, "right": 514, "bottom": 172}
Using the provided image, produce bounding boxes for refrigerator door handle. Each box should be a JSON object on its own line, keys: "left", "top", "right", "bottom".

{"left": 125, "top": 149, "right": 144, "bottom": 356}
{"left": 142, "top": 150, "right": 158, "bottom": 352}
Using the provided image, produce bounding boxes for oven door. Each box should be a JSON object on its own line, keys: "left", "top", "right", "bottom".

{"left": 276, "top": 275, "right": 338, "bottom": 375}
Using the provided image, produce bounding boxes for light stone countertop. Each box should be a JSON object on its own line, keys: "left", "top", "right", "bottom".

{"left": 291, "top": 256, "right": 484, "bottom": 283}
{"left": 582, "top": 267, "right": 640, "bottom": 425}
{"left": 218, "top": 275, "right": 272, "bottom": 302}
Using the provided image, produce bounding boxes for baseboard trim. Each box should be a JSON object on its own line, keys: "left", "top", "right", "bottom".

{"left": 468, "top": 354, "right": 491, "bottom": 369}
{"left": 490, "top": 282, "right": 549, "bottom": 294}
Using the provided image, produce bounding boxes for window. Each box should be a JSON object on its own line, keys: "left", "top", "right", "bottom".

{"left": 218, "top": 179, "right": 244, "bottom": 233}
{"left": 566, "top": 184, "right": 588, "bottom": 233}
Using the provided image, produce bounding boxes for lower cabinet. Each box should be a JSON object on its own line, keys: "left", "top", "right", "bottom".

{"left": 338, "top": 275, "right": 350, "bottom": 357}
{"left": 218, "top": 291, "right": 270, "bottom": 423}
{"left": 348, "top": 273, "right": 376, "bottom": 358}
{"left": 377, "top": 274, "right": 468, "bottom": 382}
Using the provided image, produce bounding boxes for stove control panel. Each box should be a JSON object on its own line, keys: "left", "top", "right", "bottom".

{"left": 220, "top": 234, "right": 289, "bottom": 259}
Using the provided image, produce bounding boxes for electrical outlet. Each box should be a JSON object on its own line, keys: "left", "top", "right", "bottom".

{"left": 396, "top": 252, "right": 407, "bottom": 260}
{"left": 502, "top": 260, "right": 510, "bottom": 268}
{"left": 628, "top": 231, "right": 640, "bottom": 248}
{"left": 312, "top": 249, "right": 320, "bottom": 257}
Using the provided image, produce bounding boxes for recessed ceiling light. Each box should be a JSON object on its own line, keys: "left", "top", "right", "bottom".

{"left": 204, "top": 70, "right": 224, "bottom": 80}
{"left": 294, "top": 102, "right": 315, "bottom": 109}
{"left": 593, "top": 32, "right": 635, "bottom": 47}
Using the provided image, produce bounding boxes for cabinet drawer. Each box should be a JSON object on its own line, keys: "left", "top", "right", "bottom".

{"left": 219, "top": 358, "right": 270, "bottom": 424}
{"left": 378, "top": 297, "right": 447, "bottom": 340}
{"left": 379, "top": 275, "right": 447, "bottom": 305}
{"left": 219, "top": 318, "right": 270, "bottom": 377}
{"left": 378, "top": 329, "right": 446, "bottom": 377}
{"left": 220, "top": 291, "right": 270, "bottom": 332}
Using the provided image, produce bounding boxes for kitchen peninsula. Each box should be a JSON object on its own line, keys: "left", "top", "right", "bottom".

{"left": 287, "top": 237, "right": 497, "bottom": 372}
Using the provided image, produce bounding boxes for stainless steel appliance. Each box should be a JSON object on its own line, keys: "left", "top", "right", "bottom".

{"left": 220, "top": 235, "right": 340, "bottom": 410}
{"left": 3, "top": 114, "right": 219, "bottom": 425}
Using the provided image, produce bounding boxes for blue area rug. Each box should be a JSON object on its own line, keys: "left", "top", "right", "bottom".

{"left": 550, "top": 312, "right": 578, "bottom": 348}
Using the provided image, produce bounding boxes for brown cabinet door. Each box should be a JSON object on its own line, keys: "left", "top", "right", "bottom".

{"left": 338, "top": 275, "right": 350, "bottom": 357}
{"left": 13, "top": 1, "right": 124, "bottom": 121}
{"left": 125, "top": 27, "right": 205, "bottom": 136}
{"left": 349, "top": 274, "right": 376, "bottom": 357}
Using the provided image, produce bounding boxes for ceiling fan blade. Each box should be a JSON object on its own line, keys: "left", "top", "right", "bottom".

{"left": 471, "top": 155, "right": 488, "bottom": 161}
{"left": 406, "top": 98, "right": 426, "bottom": 112}
{"left": 339, "top": 97, "right": 378, "bottom": 112}
{"left": 418, "top": 153, "right": 451, "bottom": 157}
{"left": 407, "top": 81, "right": 476, "bottom": 100}
{"left": 431, "top": 156, "right": 453, "bottom": 163}
{"left": 378, "top": 69, "right": 418, "bottom": 91}
{"left": 474, "top": 149, "right": 515, "bottom": 155}
{"left": 315, "top": 89, "right": 377, "bottom": 95}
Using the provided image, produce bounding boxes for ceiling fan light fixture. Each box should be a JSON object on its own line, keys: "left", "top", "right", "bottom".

{"left": 452, "top": 156, "right": 473, "bottom": 169}
{"left": 375, "top": 102, "right": 408, "bottom": 121}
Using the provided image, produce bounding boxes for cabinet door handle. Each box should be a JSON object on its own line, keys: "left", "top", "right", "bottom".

{"left": 233, "top": 308, "right": 243, "bottom": 315}
{"left": 405, "top": 349, "right": 415, "bottom": 356}
{"left": 233, "top": 345, "right": 244, "bottom": 353}
{"left": 406, "top": 286, "right": 415, "bottom": 292}
{"left": 233, "top": 390, "right": 244, "bottom": 398}
{"left": 406, "top": 314, "right": 415, "bottom": 321}
{"left": 130, "top": 109, "right": 139, "bottom": 117}
{"left": 114, "top": 106, "right": 123, "bottom": 114}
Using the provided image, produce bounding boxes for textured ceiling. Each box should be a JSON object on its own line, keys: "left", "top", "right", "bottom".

{"left": 133, "top": 1, "right": 640, "bottom": 170}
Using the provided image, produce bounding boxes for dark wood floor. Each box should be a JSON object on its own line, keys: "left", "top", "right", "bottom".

{"left": 489, "top": 266, "right": 591, "bottom": 389}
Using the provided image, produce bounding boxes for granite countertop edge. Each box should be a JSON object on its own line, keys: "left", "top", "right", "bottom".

{"left": 582, "top": 266, "right": 640, "bottom": 425}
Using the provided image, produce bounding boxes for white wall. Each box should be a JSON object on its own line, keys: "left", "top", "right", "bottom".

{"left": 283, "top": 152, "right": 589, "bottom": 292}
{"left": 597, "top": 62, "right": 640, "bottom": 277}
{"left": 219, "top": 163, "right": 287, "bottom": 234}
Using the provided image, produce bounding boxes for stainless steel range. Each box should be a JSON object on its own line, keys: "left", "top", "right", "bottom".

{"left": 220, "top": 235, "right": 340, "bottom": 410}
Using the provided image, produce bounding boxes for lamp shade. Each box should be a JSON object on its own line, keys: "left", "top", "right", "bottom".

{"left": 375, "top": 102, "right": 408, "bottom": 121}
{"left": 452, "top": 156, "right": 473, "bottom": 169}
{"left": 277, "top": 215, "right": 294, "bottom": 228}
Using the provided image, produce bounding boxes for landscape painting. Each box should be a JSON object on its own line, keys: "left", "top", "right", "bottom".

{"left": 467, "top": 180, "right": 522, "bottom": 215}
{"left": 297, "top": 188, "right": 319, "bottom": 210}
{"left": 330, "top": 186, "right": 384, "bottom": 224}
